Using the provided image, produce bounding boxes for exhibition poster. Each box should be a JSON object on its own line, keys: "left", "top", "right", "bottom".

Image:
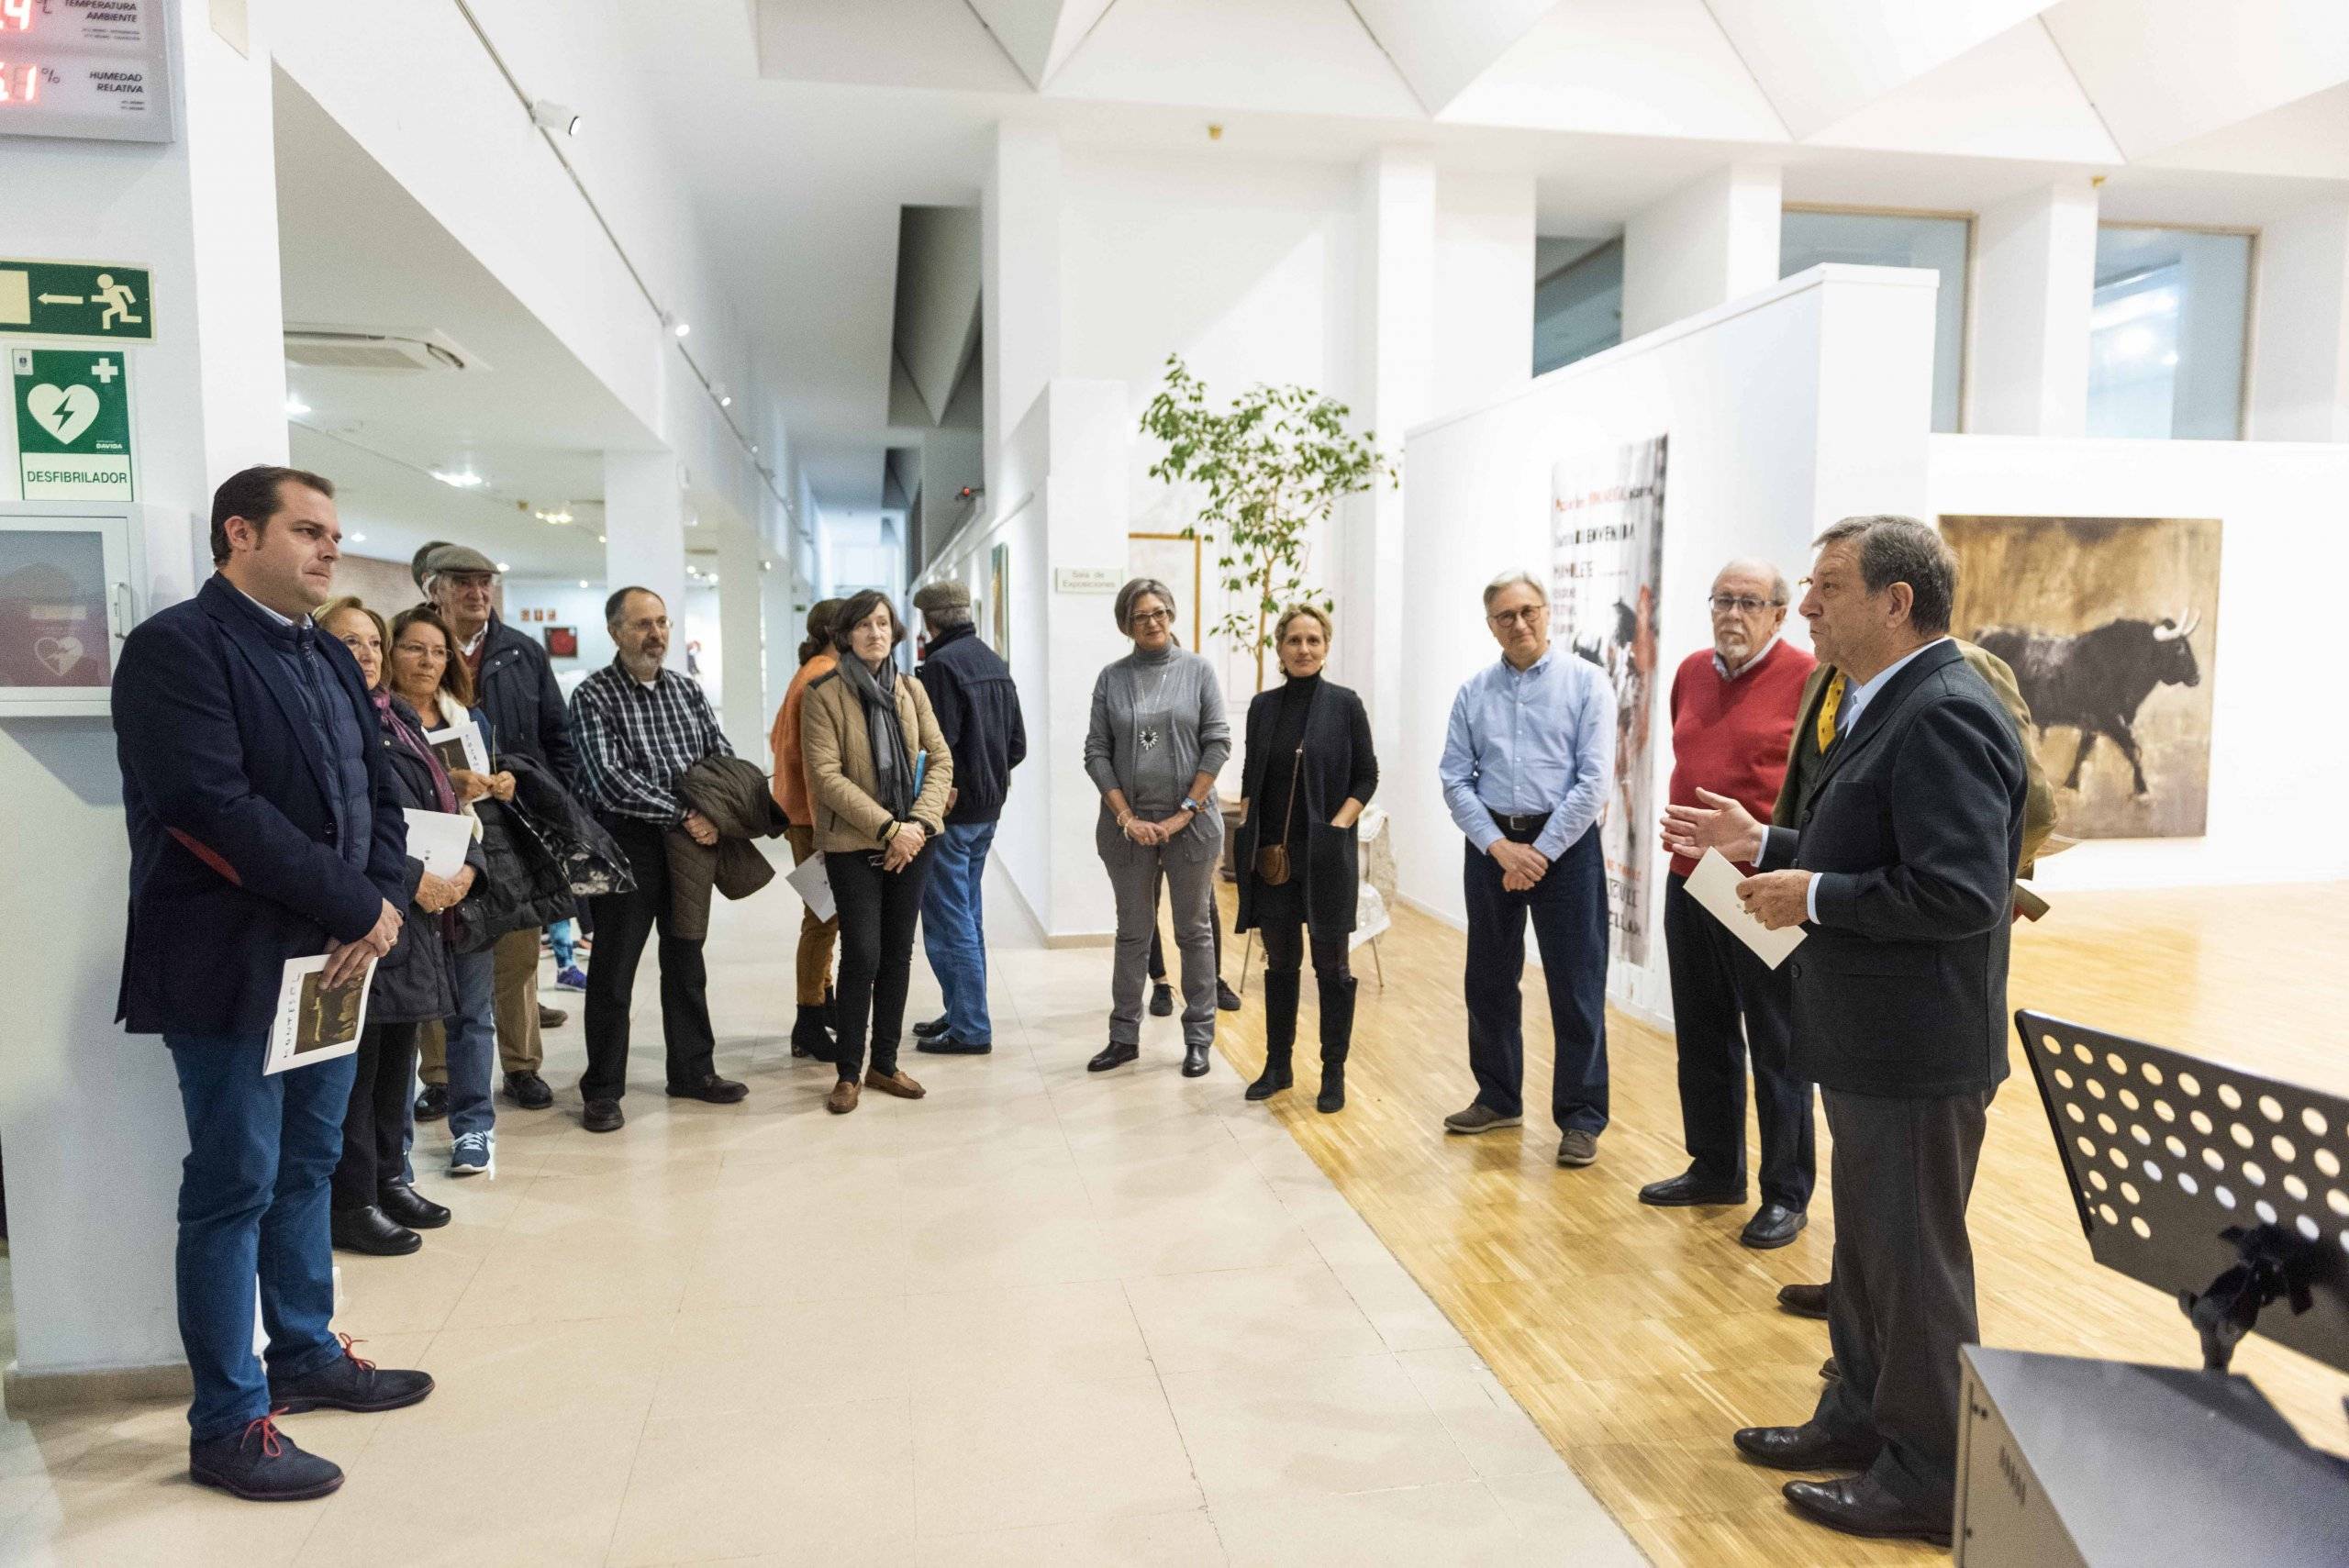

{"left": 1550, "top": 434, "right": 1666, "bottom": 966}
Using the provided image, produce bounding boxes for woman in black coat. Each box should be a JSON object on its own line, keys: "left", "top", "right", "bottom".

{"left": 316, "top": 599, "right": 488, "bottom": 1255}
{"left": 1232, "top": 605, "right": 1377, "bottom": 1111}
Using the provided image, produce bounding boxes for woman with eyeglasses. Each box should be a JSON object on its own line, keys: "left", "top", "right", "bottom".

{"left": 1083, "top": 578, "right": 1230, "bottom": 1078}
{"left": 312, "top": 597, "right": 484, "bottom": 1253}
{"left": 1233, "top": 604, "right": 1377, "bottom": 1112}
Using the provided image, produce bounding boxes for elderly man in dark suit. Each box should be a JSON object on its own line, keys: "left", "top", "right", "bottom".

{"left": 1665, "top": 515, "right": 2025, "bottom": 1546}
{"left": 115, "top": 466, "right": 435, "bottom": 1502}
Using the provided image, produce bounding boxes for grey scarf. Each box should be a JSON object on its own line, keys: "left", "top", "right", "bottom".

{"left": 837, "top": 653, "right": 914, "bottom": 822}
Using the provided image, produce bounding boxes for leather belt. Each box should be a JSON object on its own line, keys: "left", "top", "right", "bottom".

{"left": 1488, "top": 809, "right": 1551, "bottom": 841}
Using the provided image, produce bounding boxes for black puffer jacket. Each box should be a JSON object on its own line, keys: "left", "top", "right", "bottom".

{"left": 451, "top": 754, "right": 629, "bottom": 954}
{"left": 371, "top": 695, "right": 490, "bottom": 1024}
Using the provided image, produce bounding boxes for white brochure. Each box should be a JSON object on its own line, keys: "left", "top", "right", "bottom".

{"left": 401, "top": 808, "right": 473, "bottom": 880}
{"left": 1687, "top": 847, "right": 1807, "bottom": 971}
{"left": 264, "top": 953, "right": 375, "bottom": 1075}
{"left": 785, "top": 850, "right": 837, "bottom": 923}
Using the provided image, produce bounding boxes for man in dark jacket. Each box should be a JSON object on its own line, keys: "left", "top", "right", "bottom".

{"left": 114, "top": 465, "right": 435, "bottom": 1502}
{"left": 908, "top": 580, "right": 1026, "bottom": 1055}
{"left": 1666, "top": 516, "right": 2026, "bottom": 1547}
{"left": 421, "top": 542, "right": 573, "bottom": 1103}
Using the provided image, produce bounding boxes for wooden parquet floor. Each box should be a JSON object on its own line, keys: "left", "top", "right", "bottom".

{"left": 1210, "top": 880, "right": 2349, "bottom": 1566}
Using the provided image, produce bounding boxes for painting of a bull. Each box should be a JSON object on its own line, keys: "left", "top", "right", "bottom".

{"left": 1974, "top": 612, "right": 2200, "bottom": 795}
{"left": 1941, "top": 515, "right": 2220, "bottom": 840}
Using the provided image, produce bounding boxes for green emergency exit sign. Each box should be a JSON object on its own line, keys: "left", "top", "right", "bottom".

{"left": 0, "top": 260, "right": 154, "bottom": 342}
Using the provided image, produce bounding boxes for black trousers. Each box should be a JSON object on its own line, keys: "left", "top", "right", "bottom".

{"left": 583, "top": 814, "right": 716, "bottom": 1102}
{"left": 1462, "top": 825, "right": 1609, "bottom": 1131}
{"left": 1810, "top": 1085, "right": 1992, "bottom": 1520}
{"left": 1661, "top": 873, "right": 1815, "bottom": 1208}
{"left": 1252, "top": 877, "right": 1349, "bottom": 981}
{"left": 827, "top": 845, "right": 932, "bottom": 1082}
{"left": 333, "top": 1019, "right": 418, "bottom": 1210}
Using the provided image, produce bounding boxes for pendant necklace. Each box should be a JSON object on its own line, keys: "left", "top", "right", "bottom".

{"left": 1136, "top": 658, "right": 1173, "bottom": 751}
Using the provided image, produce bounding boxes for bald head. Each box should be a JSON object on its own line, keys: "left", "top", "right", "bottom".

{"left": 1708, "top": 558, "right": 1789, "bottom": 667}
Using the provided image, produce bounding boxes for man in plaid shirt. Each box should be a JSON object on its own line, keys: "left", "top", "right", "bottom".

{"left": 569, "top": 586, "right": 748, "bottom": 1132}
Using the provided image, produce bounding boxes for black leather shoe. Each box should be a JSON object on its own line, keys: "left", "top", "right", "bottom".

{"left": 377, "top": 1183, "right": 450, "bottom": 1230}
{"left": 1147, "top": 983, "right": 1174, "bottom": 1017}
{"left": 583, "top": 1098, "right": 625, "bottom": 1133}
{"left": 912, "top": 1015, "right": 950, "bottom": 1039}
{"left": 667, "top": 1074, "right": 748, "bottom": 1104}
{"left": 1182, "top": 1041, "right": 1211, "bottom": 1077}
{"left": 505, "top": 1071, "right": 554, "bottom": 1109}
{"left": 330, "top": 1206, "right": 419, "bottom": 1256}
{"left": 1245, "top": 1060, "right": 1292, "bottom": 1101}
{"left": 1741, "top": 1204, "right": 1807, "bottom": 1249}
{"left": 190, "top": 1418, "right": 342, "bottom": 1501}
{"left": 1733, "top": 1423, "right": 1880, "bottom": 1472}
{"left": 1088, "top": 1041, "right": 1140, "bottom": 1073}
{"left": 1782, "top": 1474, "right": 1952, "bottom": 1545}
{"left": 916, "top": 1035, "right": 993, "bottom": 1055}
{"left": 268, "top": 1338, "right": 435, "bottom": 1415}
{"left": 1216, "top": 981, "right": 1241, "bottom": 1013}
{"left": 413, "top": 1083, "right": 449, "bottom": 1122}
{"left": 538, "top": 1003, "right": 567, "bottom": 1030}
{"left": 1637, "top": 1170, "right": 1746, "bottom": 1207}
{"left": 1778, "top": 1282, "right": 1831, "bottom": 1319}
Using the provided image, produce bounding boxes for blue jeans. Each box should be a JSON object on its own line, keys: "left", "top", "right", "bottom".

{"left": 549, "top": 917, "right": 579, "bottom": 969}
{"left": 443, "top": 947, "right": 498, "bottom": 1140}
{"left": 164, "top": 1032, "right": 354, "bottom": 1441}
{"left": 918, "top": 820, "right": 997, "bottom": 1044}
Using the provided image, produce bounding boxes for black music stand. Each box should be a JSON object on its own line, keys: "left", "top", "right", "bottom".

{"left": 2015, "top": 1009, "right": 2349, "bottom": 1375}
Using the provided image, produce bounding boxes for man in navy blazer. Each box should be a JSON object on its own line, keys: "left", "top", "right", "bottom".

{"left": 114, "top": 465, "right": 435, "bottom": 1502}
{"left": 1666, "top": 516, "right": 2025, "bottom": 1547}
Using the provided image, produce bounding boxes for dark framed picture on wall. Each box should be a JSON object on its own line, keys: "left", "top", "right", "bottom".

{"left": 543, "top": 625, "right": 578, "bottom": 658}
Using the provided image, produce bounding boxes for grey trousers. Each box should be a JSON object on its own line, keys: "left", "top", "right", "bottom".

{"left": 1105, "top": 845, "right": 1219, "bottom": 1048}
{"left": 1810, "top": 1084, "right": 1993, "bottom": 1520}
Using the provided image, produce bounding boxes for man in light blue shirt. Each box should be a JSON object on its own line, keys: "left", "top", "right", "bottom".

{"left": 1436, "top": 570, "right": 1618, "bottom": 1165}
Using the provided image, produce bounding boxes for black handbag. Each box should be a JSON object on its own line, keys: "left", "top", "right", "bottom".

{"left": 1255, "top": 746, "right": 1304, "bottom": 887}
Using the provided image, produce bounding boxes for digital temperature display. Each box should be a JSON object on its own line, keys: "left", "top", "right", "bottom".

{"left": 0, "top": 0, "right": 173, "bottom": 145}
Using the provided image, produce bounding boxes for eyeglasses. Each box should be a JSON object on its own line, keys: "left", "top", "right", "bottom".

{"left": 394, "top": 640, "right": 448, "bottom": 661}
{"left": 1708, "top": 595, "right": 1784, "bottom": 615}
{"left": 1128, "top": 609, "right": 1172, "bottom": 628}
{"left": 1486, "top": 606, "right": 1545, "bottom": 628}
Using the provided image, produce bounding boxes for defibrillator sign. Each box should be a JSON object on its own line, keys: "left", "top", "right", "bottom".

{"left": 12, "top": 347, "right": 135, "bottom": 500}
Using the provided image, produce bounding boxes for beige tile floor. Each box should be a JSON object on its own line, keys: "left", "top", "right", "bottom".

{"left": 0, "top": 865, "right": 1641, "bottom": 1566}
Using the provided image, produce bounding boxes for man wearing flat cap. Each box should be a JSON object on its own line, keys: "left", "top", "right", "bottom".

{"left": 908, "top": 579, "right": 1026, "bottom": 1055}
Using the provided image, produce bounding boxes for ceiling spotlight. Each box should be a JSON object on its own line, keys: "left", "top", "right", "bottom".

{"left": 495, "top": 561, "right": 511, "bottom": 573}
{"left": 661, "top": 312, "right": 690, "bottom": 339}
{"left": 578, "top": 579, "right": 590, "bottom": 589}
{"left": 349, "top": 532, "right": 367, "bottom": 544}
{"left": 536, "top": 507, "right": 574, "bottom": 526}
{"left": 284, "top": 395, "right": 311, "bottom": 417}
{"left": 432, "top": 468, "right": 484, "bottom": 489}
{"left": 530, "top": 99, "right": 582, "bottom": 137}
{"left": 596, "top": 533, "right": 607, "bottom": 543}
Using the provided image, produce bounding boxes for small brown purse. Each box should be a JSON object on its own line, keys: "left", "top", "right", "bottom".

{"left": 1255, "top": 745, "right": 1304, "bottom": 886}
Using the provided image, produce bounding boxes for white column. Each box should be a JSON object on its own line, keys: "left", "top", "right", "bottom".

{"left": 2248, "top": 201, "right": 2349, "bottom": 441}
{"left": 715, "top": 521, "right": 765, "bottom": 749}
{"left": 1349, "top": 146, "right": 1436, "bottom": 766}
{"left": 603, "top": 451, "right": 689, "bottom": 671}
{"left": 1969, "top": 180, "right": 2099, "bottom": 437}
{"left": 0, "top": 0, "right": 288, "bottom": 1396}
{"left": 983, "top": 124, "right": 1063, "bottom": 496}
{"left": 1620, "top": 164, "right": 1784, "bottom": 339}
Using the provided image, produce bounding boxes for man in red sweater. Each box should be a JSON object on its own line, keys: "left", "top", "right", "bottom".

{"left": 1642, "top": 560, "right": 1817, "bottom": 1248}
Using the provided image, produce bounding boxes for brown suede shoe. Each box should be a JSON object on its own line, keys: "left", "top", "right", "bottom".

{"left": 864, "top": 1068, "right": 926, "bottom": 1100}
{"left": 826, "top": 1079, "right": 861, "bottom": 1115}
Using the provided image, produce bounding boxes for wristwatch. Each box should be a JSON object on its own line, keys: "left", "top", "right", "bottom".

{"left": 1180, "top": 795, "right": 1206, "bottom": 816}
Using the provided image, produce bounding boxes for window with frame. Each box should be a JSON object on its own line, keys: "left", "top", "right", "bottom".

{"left": 2087, "top": 225, "right": 2252, "bottom": 441}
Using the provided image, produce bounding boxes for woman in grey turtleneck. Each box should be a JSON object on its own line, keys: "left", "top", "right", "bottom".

{"left": 1083, "top": 578, "right": 1230, "bottom": 1077}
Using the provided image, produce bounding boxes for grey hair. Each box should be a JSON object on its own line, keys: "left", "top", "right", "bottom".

{"left": 1481, "top": 570, "right": 1547, "bottom": 612}
{"left": 925, "top": 604, "right": 974, "bottom": 631}
{"left": 1115, "top": 576, "right": 1177, "bottom": 634}
{"left": 1714, "top": 557, "right": 1790, "bottom": 605}
{"left": 1813, "top": 515, "right": 1956, "bottom": 637}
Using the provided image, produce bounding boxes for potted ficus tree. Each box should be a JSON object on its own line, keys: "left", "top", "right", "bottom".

{"left": 1139, "top": 353, "right": 1396, "bottom": 693}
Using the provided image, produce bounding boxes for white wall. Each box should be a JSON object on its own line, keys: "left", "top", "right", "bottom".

{"left": 503, "top": 578, "right": 617, "bottom": 684}
{"left": 1620, "top": 163, "right": 1784, "bottom": 340}
{"left": 1969, "top": 180, "right": 2099, "bottom": 437}
{"left": 2248, "top": 201, "right": 2349, "bottom": 442}
{"left": 1927, "top": 433, "right": 2349, "bottom": 889}
{"left": 1395, "top": 266, "right": 1938, "bottom": 1023}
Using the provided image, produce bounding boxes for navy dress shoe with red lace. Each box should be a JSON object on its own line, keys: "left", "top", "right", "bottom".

{"left": 265, "top": 1335, "right": 435, "bottom": 1416}
{"left": 189, "top": 1414, "right": 343, "bottom": 1501}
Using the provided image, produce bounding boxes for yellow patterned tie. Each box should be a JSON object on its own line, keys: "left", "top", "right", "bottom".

{"left": 1816, "top": 670, "right": 1848, "bottom": 754}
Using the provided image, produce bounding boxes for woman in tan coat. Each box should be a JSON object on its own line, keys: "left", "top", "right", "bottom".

{"left": 801, "top": 589, "right": 954, "bottom": 1114}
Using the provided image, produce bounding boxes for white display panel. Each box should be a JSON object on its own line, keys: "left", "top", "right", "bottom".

{"left": 0, "top": 0, "right": 175, "bottom": 145}
{"left": 0, "top": 502, "right": 142, "bottom": 715}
